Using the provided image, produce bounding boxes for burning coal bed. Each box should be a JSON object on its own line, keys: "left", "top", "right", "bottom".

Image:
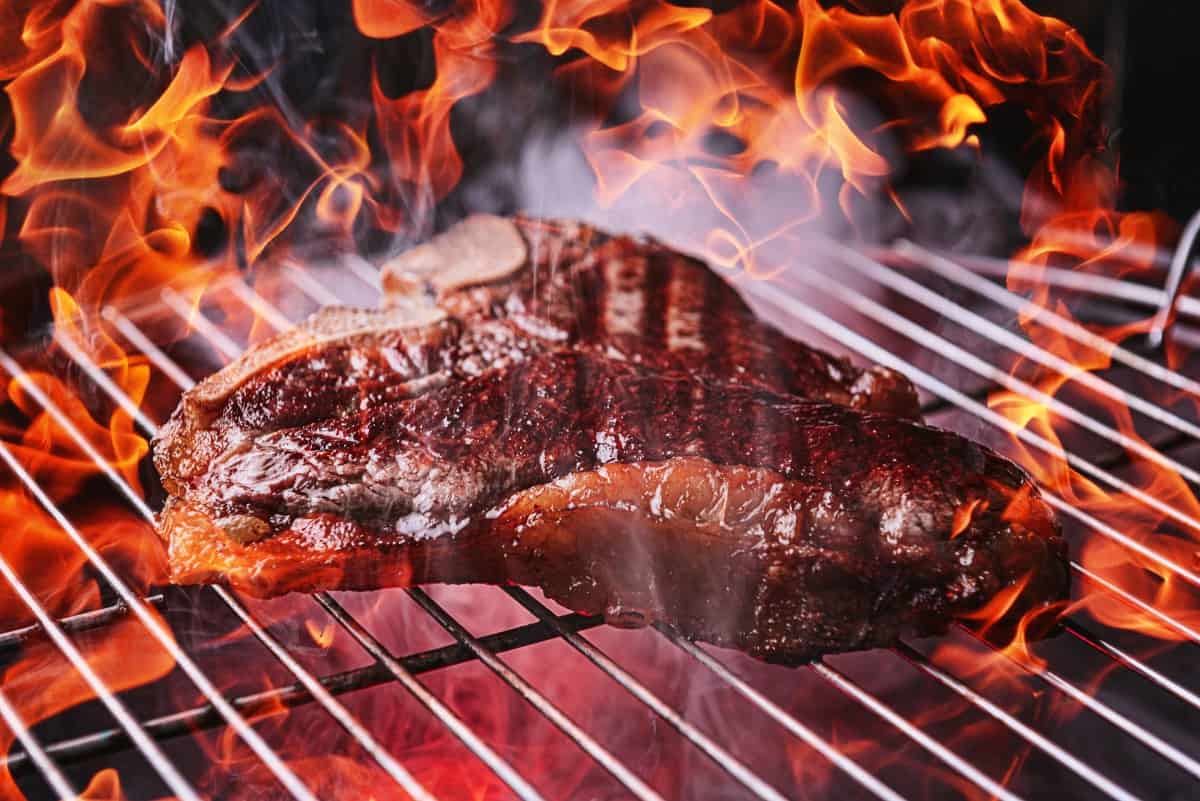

{"left": 2, "top": 2, "right": 1200, "bottom": 801}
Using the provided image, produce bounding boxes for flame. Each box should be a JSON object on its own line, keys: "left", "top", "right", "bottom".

{"left": 353, "top": 0, "right": 433, "bottom": 39}
{"left": 370, "top": 0, "right": 514, "bottom": 231}
{"left": 73, "top": 768, "right": 173, "bottom": 801}
{"left": 0, "top": 614, "right": 175, "bottom": 801}
{"left": 950, "top": 497, "right": 987, "bottom": 538}
{"left": 512, "top": 0, "right": 1106, "bottom": 272}
{"left": 305, "top": 618, "right": 337, "bottom": 649}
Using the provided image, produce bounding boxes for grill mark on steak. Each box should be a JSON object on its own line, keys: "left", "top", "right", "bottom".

{"left": 386, "top": 216, "right": 921, "bottom": 416}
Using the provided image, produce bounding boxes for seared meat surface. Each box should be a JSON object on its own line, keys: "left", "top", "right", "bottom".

{"left": 382, "top": 215, "right": 920, "bottom": 418}
{"left": 153, "top": 216, "right": 1067, "bottom": 663}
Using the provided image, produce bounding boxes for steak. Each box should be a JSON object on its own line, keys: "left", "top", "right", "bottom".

{"left": 153, "top": 216, "right": 1066, "bottom": 662}
{"left": 156, "top": 350, "right": 1066, "bottom": 662}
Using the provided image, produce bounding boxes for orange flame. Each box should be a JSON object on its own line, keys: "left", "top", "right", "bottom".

{"left": 305, "top": 618, "right": 337, "bottom": 649}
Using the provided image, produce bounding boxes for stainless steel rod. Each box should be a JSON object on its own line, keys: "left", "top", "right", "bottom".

{"left": 0, "top": 594, "right": 165, "bottom": 651}
{"left": 653, "top": 626, "right": 909, "bottom": 801}
{"left": 955, "top": 625, "right": 1200, "bottom": 781}
{"left": 32, "top": 338, "right": 443, "bottom": 800}
{"left": 817, "top": 243, "right": 1200, "bottom": 537}
{"left": 830, "top": 242, "right": 1200, "bottom": 444}
{"left": 3, "top": 611, "right": 603, "bottom": 774}
{"left": 794, "top": 266, "right": 1200, "bottom": 488}
{"left": 894, "top": 643, "right": 1141, "bottom": 801}
{"left": 102, "top": 306, "right": 196, "bottom": 391}
{"left": 1069, "top": 561, "right": 1200, "bottom": 645}
{"left": 892, "top": 241, "right": 1200, "bottom": 397}
{"left": 0, "top": 350, "right": 331, "bottom": 801}
{"left": 216, "top": 587, "right": 440, "bottom": 801}
{"left": 314, "top": 593, "right": 548, "bottom": 801}
{"left": 159, "top": 287, "right": 243, "bottom": 360}
{"left": 284, "top": 263, "right": 343, "bottom": 305}
{"left": 0, "top": 501, "right": 204, "bottom": 801}
{"left": 51, "top": 328, "right": 159, "bottom": 434}
{"left": 406, "top": 587, "right": 667, "bottom": 801}
{"left": 743, "top": 280, "right": 1200, "bottom": 591}
{"left": 810, "top": 660, "right": 1025, "bottom": 801}
{"left": 1062, "top": 621, "right": 1200, "bottom": 720}
{"left": 0, "top": 685, "right": 80, "bottom": 800}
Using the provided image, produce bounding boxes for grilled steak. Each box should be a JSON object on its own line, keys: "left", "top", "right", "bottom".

{"left": 156, "top": 348, "right": 1067, "bottom": 663}
{"left": 153, "top": 216, "right": 1065, "bottom": 662}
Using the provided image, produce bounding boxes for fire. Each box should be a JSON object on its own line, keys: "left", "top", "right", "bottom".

{"left": 950, "top": 497, "right": 987, "bottom": 539}
{"left": 305, "top": 618, "right": 337, "bottom": 649}
{"left": 0, "top": 1, "right": 1195, "bottom": 799}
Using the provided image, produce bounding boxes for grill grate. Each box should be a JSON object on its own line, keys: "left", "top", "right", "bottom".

{"left": 1, "top": 240, "right": 1198, "bottom": 800}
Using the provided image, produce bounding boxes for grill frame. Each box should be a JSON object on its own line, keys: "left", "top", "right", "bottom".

{"left": 0, "top": 241, "right": 1198, "bottom": 801}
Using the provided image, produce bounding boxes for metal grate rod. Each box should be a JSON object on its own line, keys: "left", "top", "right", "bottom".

{"left": 1069, "top": 562, "right": 1200, "bottom": 645}
{"left": 215, "top": 587, "right": 440, "bottom": 801}
{"left": 2, "top": 612, "right": 604, "bottom": 775}
{"left": 341, "top": 254, "right": 384, "bottom": 290}
{"left": 0, "top": 350, "right": 336, "bottom": 801}
{"left": 1062, "top": 620, "right": 1200, "bottom": 713}
{"left": 955, "top": 625, "right": 1200, "bottom": 781}
{"left": 946, "top": 252, "right": 1200, "bottom": 323}
{"left": 830, "top": 242, "right": 1200, "bottom": 441}
{"left": 0, "top": 594, "right": 165, "bottom": 652}
{"left": 502, "top": 586, "right": 794, "bottom": 801}
{"left": 27, "top": 345, "right": 448, "bottom": 801}
{"left": 652, "top": 626, "right": 909, "bottom": 801}
{"left": 745, "top": 283, "right": 1200, "bottom": 592}
{"left": 742, "top": 283, "right": 1200, "bottom": 777}
{"left": 227, "top": 278, "right": 295, "bottom": 332}
{"left": 284, "top": 263, "right": 343, "bottom": 305}
{"left": 796, "top": 268, "right": 1200, "bottom": 487}
{"left": 405, "top": 587, "right": 667, "bottom": 801}
{"left": 314, "top": 593, "right": 548, "bottom": 801}
{"left": 0, "top": 681, "right": 79, "bottom": 800}
{"left": 51, "top": 328, "right": 159, "bottom": 434}
{"left": 159, "top": 287, "right": 243, "bottom": 361}
{"left": 1147, "top": 209, "right": 1200, "bottom": 348}
{"left": 101, "top": 306, "right": 196, "bottom": 391}
{"left": 893, "top": 241, "right": 1200, "bottom": 397}
{"left": 892, "top": 643, "right": 1141, "bottom": 801}
{"left": 815, "top": 244, "right": 1200, "bottom": 538}
{"left": 810, "top": 659, "right": 1024, "bottom": 801}
{"left": 0, "top": 454, "right": 205, "bottom": 801}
